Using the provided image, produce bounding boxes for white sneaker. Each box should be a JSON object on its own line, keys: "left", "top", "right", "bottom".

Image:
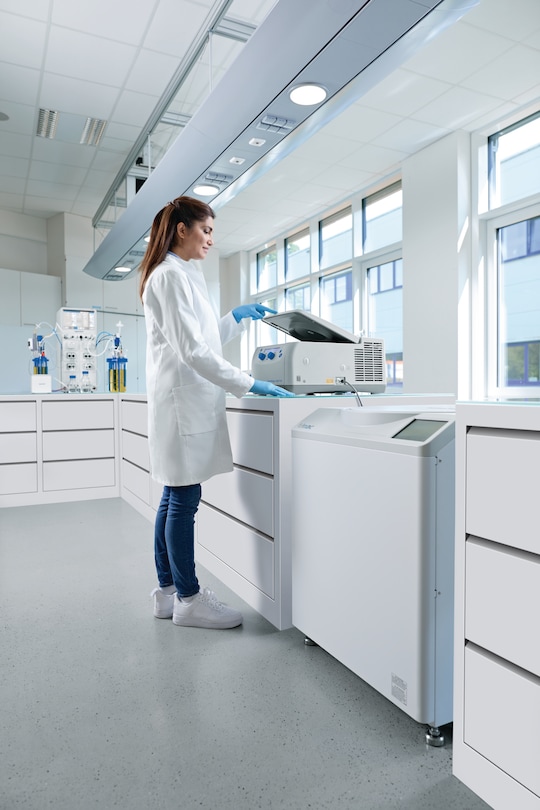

{"left": 151, "top": 586, "right": 175, "bottom": 619}
{"left": 172, "top": 587, "right": 243, "bottom": 629}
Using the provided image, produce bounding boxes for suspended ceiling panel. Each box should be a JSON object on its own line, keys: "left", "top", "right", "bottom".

{"left": 0, "top": 0, "right": 539, "bottom": 271}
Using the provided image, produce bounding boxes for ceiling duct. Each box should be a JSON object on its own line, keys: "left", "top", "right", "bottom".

{"left": 83, "top": 0, "right": 478, "bottom": 281}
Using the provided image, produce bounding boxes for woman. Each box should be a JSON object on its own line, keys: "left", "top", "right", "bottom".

{"left": 139, "top": 196, "right": 293, "bottom": 630}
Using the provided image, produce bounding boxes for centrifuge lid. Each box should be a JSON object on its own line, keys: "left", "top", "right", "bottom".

{"left": 261, "top": 310, "right": 359, "bottom": 343}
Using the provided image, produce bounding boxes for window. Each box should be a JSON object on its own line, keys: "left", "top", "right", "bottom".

{"left": 285, "top": 229, "right": 310, "bottom": 281}
{"left": 483, "top": 113, "right": 540, "bottom": 399}
{"left": 286, "top": 283, "right": 310, "bottom": 312}
{"left": 367, "top": 258, "right": 403, "bottom": 388}
{"left": 257, "top": 297, "right": 279, "bottom": 347}
{"left": 319, "top": 208, "right": 352, "bottom": 270}
{"left": 497, "top": 214, "right": 540, "bottom": 389}
{"left": 363, "top": 183, "right": 402, "bottom": 253}
{"left": 488, "top": 112, "right": 540, "bottom": 209}
{"left": 320, "top": 269, "right": 353, "bottom": 333}
{"left": 256, "top": 246, "right": 277, "bottom": 291}
{"left": 249, "top": 181, "right": 403, "bottom": 382}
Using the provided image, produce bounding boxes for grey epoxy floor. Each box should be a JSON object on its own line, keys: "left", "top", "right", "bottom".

{"left": 0, "top": 498, "right": 491, "bottom": 810}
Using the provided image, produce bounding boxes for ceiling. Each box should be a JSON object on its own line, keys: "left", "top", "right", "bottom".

{"left": 1, "top": 0, "right": 540, "bottom": 266}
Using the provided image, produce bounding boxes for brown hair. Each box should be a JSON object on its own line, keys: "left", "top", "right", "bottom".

{"left": 138, "top": 196, "right": 215, "bottom": 300}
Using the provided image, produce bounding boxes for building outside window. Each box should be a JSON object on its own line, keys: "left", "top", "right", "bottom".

{"left": 248, "top": 186, "right": 403, "bottom": 386}
{"left": 256, "top": 246, "right": 277, "bottom": 291}
{"left": 497, "top": 214, "right": 540, "bottom": 388}
{"left": 488, "top": 112, "right": 540, "bottom": 209}
{"left": 319, "top": 208, "right": 352, "bottom": 270}
{"left": 320, "top": 269, "right": 353, "bottom": 333}
{"left": 285, "top": 282, "right": 310, "bottom": 312}
{"left": 285, "top": 228, "right": 310, "bottom": 282}
{"left": 485, "top": 111, "right": 540, "bottom": 398}
{"left": 367, "top": 258, "right": 403, "bottom": 387}
{"left": 362, "top": 183, "right": 402, "bottom": 253}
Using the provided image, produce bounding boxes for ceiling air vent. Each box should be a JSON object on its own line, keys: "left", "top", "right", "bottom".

{"left": 36, "top": 108, "right": 59, "bottom": 139}
{"left": 204, "top": 171, "right": 233, "bottom": 185}
{"left": 256, "top": 114, "right": 296, "bottom": 134}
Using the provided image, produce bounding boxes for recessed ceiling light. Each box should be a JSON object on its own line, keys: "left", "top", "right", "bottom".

{"left": 144, "top": 236, "right": 151, "bottom": 243}
{"left": 248, "top": 137, "right": 266, "bottom": 147}
{"left": 229, "top": 156, "right": 245, "bottom": 165}
{"left": 289, "top": 83, "right": 327, "bottom": 106}
{"left": 193, "top": 184, "right": 220, "bottom": 196}
{"left": 115, "top": 266, "right": 132, "bottom": 273}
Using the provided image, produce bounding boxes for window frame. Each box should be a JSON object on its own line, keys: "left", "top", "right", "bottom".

{"left": 247, "top": 187, "right": 403, "bottom": 377}
{"left": 483, "top": 200, "right": 540, "bottom": 400}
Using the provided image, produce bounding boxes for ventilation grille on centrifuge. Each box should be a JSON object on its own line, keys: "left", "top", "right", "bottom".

{"left": 353, "top": 340, "right": 385, "bottom": 384}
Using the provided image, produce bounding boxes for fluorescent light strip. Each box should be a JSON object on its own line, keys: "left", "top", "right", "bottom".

{"left": 36, "top": 108, "right": 59, "bottom": 139}
{"left": 81, "top": 118, "right": 107, "bottom": 146}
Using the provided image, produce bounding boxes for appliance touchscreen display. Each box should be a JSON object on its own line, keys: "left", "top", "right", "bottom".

{"left": 392, "top": 419, "right": 445, "bottom": 442}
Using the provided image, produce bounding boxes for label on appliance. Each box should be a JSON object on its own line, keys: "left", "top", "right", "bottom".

{"left": 391, "top": 673, "right": 408, "bottom": 705}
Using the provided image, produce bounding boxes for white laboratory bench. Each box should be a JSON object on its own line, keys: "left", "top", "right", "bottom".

{"left": 199, "top": 393, "right": 455, "bottom": 629}
{"left": 0, "top": 394, "right": 119, "bottom": 507}
{"left": 0, "top": 391, "right": 454, "bottom": 630}
{"left": 453, "top": 401, "right": 540, "bottom": 810}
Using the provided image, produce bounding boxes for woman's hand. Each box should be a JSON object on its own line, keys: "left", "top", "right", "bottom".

{"left": 232, "top": 304, "right": 277, "bottom": 323}
{"left": 249, "top": 380, "right": 295, "bottom": 397}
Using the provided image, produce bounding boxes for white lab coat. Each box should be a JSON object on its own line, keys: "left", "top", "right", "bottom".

{"left": 143, "top": 252, "right": 254, "bottom": 486}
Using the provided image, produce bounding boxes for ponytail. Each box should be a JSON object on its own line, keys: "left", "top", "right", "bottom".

{"left": 138, "top": 196, "right": 215, "bottom": 300}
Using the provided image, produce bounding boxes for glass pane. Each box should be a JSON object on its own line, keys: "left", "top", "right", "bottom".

{"left": 528, "top": 342, "right": 540, "bottom": 382}
{"left": 257, "top": 247, "right": 277, "bottom": 291}
{"left": 379, "top": 263, "right": 394, "bottom": 292}
{"left": 257, "top": 297, "right": 279, "bottom": 345}
{"left": 319, "top": 209, "right": 352, "bottom": 270}
{"left": 500, "top": 221, "right": 528, "bottom": 261}
{"left": 363, "top": 185, "right": 402, "bottom": 253}
{"left": 498, "top": 216, "right": 540, "bottom": 388}
{"left": 394, "top": 259, "right": 403, "bottom": 287}
{"left": 320, "top": 270, "right": 353, "bottom": 333}
{"left": 286, "top": 229, "right": 310, "bottom": 281}
{"left": 367, "top": 262, "right": 403, "bottom": 384}
{"left": 285, "top": 283, "right": 310, "bottom": 311}
{"left": 490, "top": 114, "right": 540, "bottom": 208}
{"left": 385, "top": 353, "right": 404, "bottom": 388}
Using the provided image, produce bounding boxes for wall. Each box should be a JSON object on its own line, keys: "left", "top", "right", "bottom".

{"left": 1, "top": 132, "right": 476, "bottom": 398}
{"left": 0, "top": 211, "right": 48, "bottom": 274}
{"left": 0, "top": 212, "right": 147, "bottom": 395}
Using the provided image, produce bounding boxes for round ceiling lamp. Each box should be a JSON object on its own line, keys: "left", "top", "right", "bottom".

{"left": 193, "top": 184, "right": 220, "bottom": 196}
{"left": 289, "top": 83, "right": 327, "bottom": 106}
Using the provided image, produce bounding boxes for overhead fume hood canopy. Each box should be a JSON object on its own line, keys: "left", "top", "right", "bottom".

{"left": 83, "top": 0, "right": 477, "bottom": 281}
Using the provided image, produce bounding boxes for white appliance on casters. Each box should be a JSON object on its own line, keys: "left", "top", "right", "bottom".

{"left": 291, "top": 405, "right": 455, "bottom": 745}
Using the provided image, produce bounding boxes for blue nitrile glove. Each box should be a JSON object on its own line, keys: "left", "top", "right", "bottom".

{"left": 232, "top": 304, "right": 277, "bottom": 323}
{"left": 249, "top": 380, "right": 295, "bottom": 397}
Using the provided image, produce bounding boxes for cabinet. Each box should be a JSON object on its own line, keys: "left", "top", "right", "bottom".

{"left": 453, "top": 403, "right": 540, "bottom": 810}
{"left": 0, "top": 400, "right": 37, "bottom": 495}
{"left": 42, "top": 399, "right": 116, "bottom": 492}
{"left": 0, "top": 395, "right": 119, "bottom": 506}
{"left": 119, "top": 396, "right": 161, "bottom": 522}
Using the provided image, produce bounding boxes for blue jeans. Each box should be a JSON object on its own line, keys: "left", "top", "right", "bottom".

{"left": 154, "top": 484, "right": 201, "bottom": 598}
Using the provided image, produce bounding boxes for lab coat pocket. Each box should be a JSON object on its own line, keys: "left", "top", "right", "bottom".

{"left": 172, "top": 383, "right": 218, "bottom": 435}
